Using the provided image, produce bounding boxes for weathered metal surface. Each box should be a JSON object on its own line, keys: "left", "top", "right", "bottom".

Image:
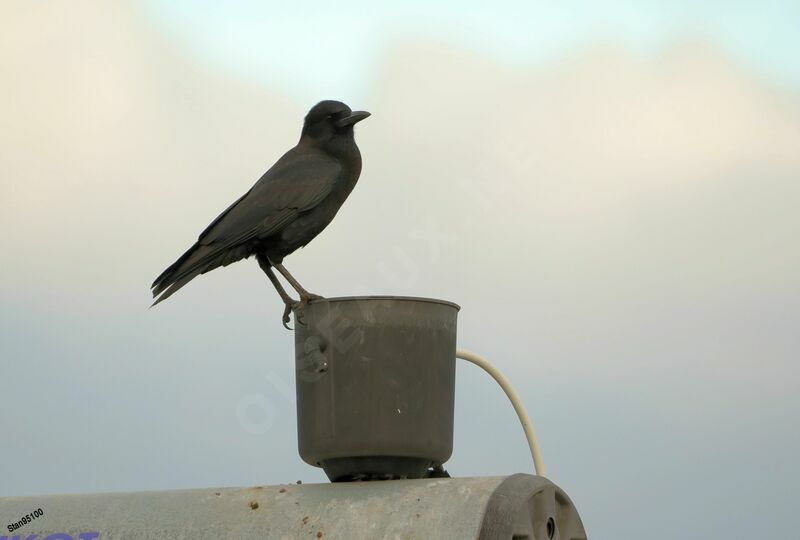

{"left": 479, "top": 474, "right": 587, "bottom": 540}
{"left": 294, "top": 296, "right": 460, "bottom": 481}
{"left": 0, "top": 475, "right": 586, "bottom": 539}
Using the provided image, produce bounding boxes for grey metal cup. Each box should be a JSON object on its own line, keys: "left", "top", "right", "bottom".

{"left": 294, "top": 296, "right": 460, "bottom": 481}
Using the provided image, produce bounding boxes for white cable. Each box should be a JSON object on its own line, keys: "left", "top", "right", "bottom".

{"left": 456, "top": 348, "right": 547, "bottom": 477}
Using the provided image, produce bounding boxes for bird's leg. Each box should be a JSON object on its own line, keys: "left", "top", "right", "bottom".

{"left": 257, "top": 255, "right": 298, "bottom": 330}
{"left": 273, "top": 263, "right": 323, "bottom": 301}
{"left": 273, "top": 263, "right": 322, "bottom": 326}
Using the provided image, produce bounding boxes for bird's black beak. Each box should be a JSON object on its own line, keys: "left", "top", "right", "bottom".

{"left": 335, "top": 110, "right": 370, "bottom": 127}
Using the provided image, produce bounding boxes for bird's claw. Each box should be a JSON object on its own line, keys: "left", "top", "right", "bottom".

{"left": 282, "top": 303, "right": 294, "bottom": 330}
{"left": 281, "top": 294, "right": 323, "bottom": 330}
{"left": 292, "top": 299, "right": 311, "bottom": 327}
{"left": 279, "top": 299, "right": 308, "bottom": 330}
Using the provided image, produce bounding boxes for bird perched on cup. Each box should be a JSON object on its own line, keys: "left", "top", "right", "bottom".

{"left": 151, "top": 100, "right": 370, "bottom": 328}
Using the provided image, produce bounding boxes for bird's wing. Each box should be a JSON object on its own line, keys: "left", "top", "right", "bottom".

{"left": 199, "top": 148, "right": 341, "bottom": 248}
{"left": 150, "top": 148, "right": 340, "bottom": 303}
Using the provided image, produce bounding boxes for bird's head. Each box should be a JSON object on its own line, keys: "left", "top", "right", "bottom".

{"left": 300, "top": 100, "right": 370, "bottom": 150}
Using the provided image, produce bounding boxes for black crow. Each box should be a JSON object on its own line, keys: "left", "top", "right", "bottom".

{"left": 151, "top": 100, "right": 369, "bottom": 328}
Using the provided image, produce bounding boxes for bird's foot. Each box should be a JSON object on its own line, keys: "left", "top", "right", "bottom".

{"left": 281, "top": 299, "right": 298, "bottom": 330}
{"left": 292, "top": 293, "right": 323, "bottom": 327}
{"left": 281, "top": 294, "right": 323, "bottom": 330}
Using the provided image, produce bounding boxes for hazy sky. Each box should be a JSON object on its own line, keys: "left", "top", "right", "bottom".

{"left": 1, "top": 2, "right": 799, "bottom": 539}
{"left": 139, "top": 0, "right": 800, "bottom": 98}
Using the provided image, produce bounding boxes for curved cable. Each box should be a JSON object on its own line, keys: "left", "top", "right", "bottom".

{"left": 456, "top": 348, "right": 547, "bottom": 477}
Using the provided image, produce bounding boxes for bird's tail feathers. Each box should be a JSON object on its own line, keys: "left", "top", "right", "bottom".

{"left": 151, "top": 244, "right": 219, "bottom": 304}
{"left": 151, "top": 242, "right": 252, "bottom": 306}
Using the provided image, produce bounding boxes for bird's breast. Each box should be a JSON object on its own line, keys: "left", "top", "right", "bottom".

{"left": 269, "top": 144, "right": 362, "bottom": 257}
